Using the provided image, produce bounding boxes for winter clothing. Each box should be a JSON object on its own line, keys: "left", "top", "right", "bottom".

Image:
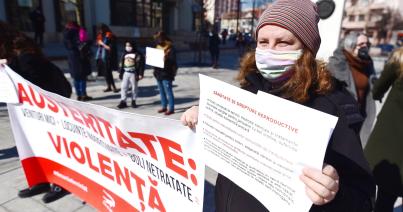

{"left": 215, "top": 71, "right": 375, "bottom": 212}
{"left": 118, "top": 50, "right": 145, "bottom": 104}
{"left": 153, "top": 41, "right": 178, "bottom": 81}
{"left": 327, "top": 46, "right": 377, "bottom": 146}
{"left": 255, "top": 0, "right": 321, "bottom": 55}
{"left": 365, "top": 62, "right": 403, "bottom": 197}
{"left": 63, "top": 26, "right": 91, "bottom": 98}
{"left": 9, "top": 52, "right": 72, "bottom": 98}
{"left": 153, "top": 40, "right": 177, "bottom": 113}
{"left": 96, "top": 32, "right": 117, "bottom": 91}
{"left": 209, "top": 32, "right": 220, "bottom": 67}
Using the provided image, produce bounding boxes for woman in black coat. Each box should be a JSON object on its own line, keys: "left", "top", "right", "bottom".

{"left": 181, "top": 0, "right": 375, "bottom": 211}
{"left": 63, "top": 21, "right": 92, "bottom": 101}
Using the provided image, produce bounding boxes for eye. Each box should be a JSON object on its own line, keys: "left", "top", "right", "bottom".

{"left": 258, "top": 40, "right": 268, "bottom": 47}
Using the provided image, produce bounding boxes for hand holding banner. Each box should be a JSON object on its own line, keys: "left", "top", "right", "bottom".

{"left": 2, "top": 65, "right": 205, "bottom": 212}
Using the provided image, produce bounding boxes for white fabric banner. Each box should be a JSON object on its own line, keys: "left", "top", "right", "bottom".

{"left": 0, "top": 65, "right": 204, "bottom": 212}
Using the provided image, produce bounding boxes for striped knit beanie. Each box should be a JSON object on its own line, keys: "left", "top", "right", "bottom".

{"left": 255, "top": 0, "right": 321, "bottom": 55}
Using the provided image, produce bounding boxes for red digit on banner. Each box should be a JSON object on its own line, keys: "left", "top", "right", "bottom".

{"left": 17, "top": 83, "right": 33, "bottom": 105}
{"left": 157, "top": 136, "right": 187, "bottom": 178}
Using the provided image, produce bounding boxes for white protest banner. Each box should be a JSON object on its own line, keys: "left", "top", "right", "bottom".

{"left": 0, "top": 66, "right": 19, "bottom": 103}
{"left": 197, "top": 74, "right": 338, "bottom": 212}
{"left": 146, "top": 47, "right": 165, "bottom": 68}
{"left": 1, "top": 65, "right": 204, "bottom": 212}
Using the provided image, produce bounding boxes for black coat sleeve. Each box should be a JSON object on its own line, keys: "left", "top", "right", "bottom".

{"left": 308, "top": 90, "right": 375, "bottom": 212}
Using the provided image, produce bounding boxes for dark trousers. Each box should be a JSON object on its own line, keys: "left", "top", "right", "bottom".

{"left": 97, "top": 59, "right": 116, "bottom": 89}
{"left": 374, "top": 188, "right": 401, "bottom": 212}
{"left": 34, "top": 31, "right": 43, "bottom": 46}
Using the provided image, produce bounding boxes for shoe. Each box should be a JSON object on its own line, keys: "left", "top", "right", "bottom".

{"left": 113, "top": 88, "right": 120, "bottom": 93}
{"left": 77, "top": 96, "right": 83, "bottom": 101}
{"left": 18, "top": 183, "right": 50, "bottom": 198}
{"left": 103, "top": 88, "right": 112, "bottom": 92}
{"left": 117, "top": 101, "right": 127, "bottom": 109}
{"left": 131, "top": 100, "right": 137, "bottom": 108}
{"left": 81, "top": 95, "right": 93, "bottom": 101}
{"left": 158, "top": 108, "right": 167, "bottom": 113}
{"left": 164, "top": 110, "right": 174, "bottom": 115}
{"left": 42, "top": 185, "right": 70, "bottom": 204}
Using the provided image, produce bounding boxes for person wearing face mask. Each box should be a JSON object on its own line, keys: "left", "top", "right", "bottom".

{"left": 117, "top": 41, "right": 145, "bottom": 109}
{"left": 327, "top": 33, "right": 377, "bottom": 145}
{"left": 181, "top": 0, "right": 375, "bottom": 211}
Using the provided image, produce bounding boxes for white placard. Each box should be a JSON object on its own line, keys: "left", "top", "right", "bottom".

{"left": 197, "top": 74, "right": 338, "bottom": 212}
{"left": 146, "top": 47, "right": 165, "bottom": 69}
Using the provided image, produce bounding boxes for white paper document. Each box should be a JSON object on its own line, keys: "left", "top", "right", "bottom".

{"left": 0, "top": 65, "right": 19, "bottom": 104}
{"left": 145, "top": 47, "right": 165, "bottom": 68}
{"left": 197, "top": 74, "right": 338, "bottom": 212}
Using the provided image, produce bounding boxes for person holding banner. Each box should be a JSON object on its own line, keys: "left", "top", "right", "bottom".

{"left": 181, "top": 0, "right": 375, "bottom": 211}
{"left": 0, "top": 22, "right": 71, "bottom": 204}
{"left": 153, "top": 31, "right": 178, "bottom": 116}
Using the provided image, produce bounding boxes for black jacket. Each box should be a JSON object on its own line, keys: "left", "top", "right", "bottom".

{"left": 119, "top": 51, "right": 145, "bottom": 80}
{"left": 9, "top": 52, "right": 72, "bottom": 98}
{"left": 215, "top": 72, "right": 375, "bottom": 212}
{"left": 153, "top": 45, "right": 178, "bottom": 81}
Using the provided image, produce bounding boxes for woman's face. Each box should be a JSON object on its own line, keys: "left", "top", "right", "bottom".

{"left": 257, "top": 25, "right": 303, "bottom": 51}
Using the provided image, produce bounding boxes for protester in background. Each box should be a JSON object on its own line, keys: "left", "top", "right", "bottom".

{"left": 95, "top": 23, "right": 119, "bottom": 92}
{"left": 0, "top": 21, "right": 71, "bottom": 204}
{"left": 63, "top": 21, "right": 92, "bottom": 101}
{"left": 327, "top": 32, "right": 377, "bottom": 145}
{"left": 117, "top": 41, "right": 145, "bottom": 109}
{"left": 78, "top": 26, "right": 93, "bottom": 81}
{"left": 221, "top": 29, "right": 228, "bottom": 45}
{"left": 208, "top": 29, "right": 220, "bottom": 69}
{"left": 29, "top": 6, "right": 45, "bottom": 46}
{"left": 181, "top": 0, "right": 375, "bottom": 211}
{"left": 236, "top": 31, "right": 246, "bottom": 56}
{"left": 153, "top": 31, "right": 177, "bottom": 116}
{"left": 365, "top": 47, "right": 403, "bottom": 212}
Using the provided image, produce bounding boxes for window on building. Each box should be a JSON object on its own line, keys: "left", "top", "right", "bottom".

{"left": 359, "top": 14, "right": 365, "bottom": 21}
{"left": 5, "top": 0, "right": 42, "bottom": 31}
{"left": 111, "top": 0, "right": 162, "bottom": 28}
{"left": 54, "top": 0, "right": 84, "bottom": 32}
{"left": 349, "top": 15, "right": 355, "bottom": 22}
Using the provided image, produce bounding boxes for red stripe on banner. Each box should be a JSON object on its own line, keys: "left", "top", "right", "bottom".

{"left": 21, "top": 157, "right": 141, "bottom": 212}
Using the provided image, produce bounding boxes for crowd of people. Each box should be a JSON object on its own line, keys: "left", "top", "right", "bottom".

{"left": 1, "top": 0, "right": 403, "bottom": 211}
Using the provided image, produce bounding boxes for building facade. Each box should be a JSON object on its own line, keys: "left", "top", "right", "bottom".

{"left": 0, "top": 0, "right": 198, "bottom": 43}
{"left": 342, "top": 0, "right": 403, "bottom": 44}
